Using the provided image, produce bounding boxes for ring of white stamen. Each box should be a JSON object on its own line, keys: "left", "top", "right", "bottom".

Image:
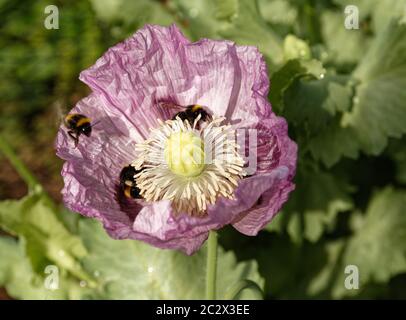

{"left": 132, "top": 116, "right": 245, "bottom": 216}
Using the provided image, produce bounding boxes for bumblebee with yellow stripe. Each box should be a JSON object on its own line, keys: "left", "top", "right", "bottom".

{"left": 119, "top": 165, "right": 143, "bottom": 199}
{"left": 64, "top": 113, "right": 93, "bottom": 147}
{"left": 172, "top": 105, "right": 211, "bottom": 126}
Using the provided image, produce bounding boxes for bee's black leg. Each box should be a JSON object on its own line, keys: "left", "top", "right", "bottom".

{"left": 67, "top": 131, "right": 79, "bottom": 148}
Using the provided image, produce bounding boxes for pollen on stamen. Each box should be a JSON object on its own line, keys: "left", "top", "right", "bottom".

{"left": 132, "top": 116, "right": 245, "bottom": 216}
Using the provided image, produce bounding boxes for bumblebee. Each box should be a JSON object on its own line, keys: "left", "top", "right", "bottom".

{"left": 172, "top": 105, "right": 211, "bottom": 125}
{"left": 64, "top": 114, "right": 93, "bottom": 147}
{"left": 119, "top": 165, "right": 143, "bottom": 199}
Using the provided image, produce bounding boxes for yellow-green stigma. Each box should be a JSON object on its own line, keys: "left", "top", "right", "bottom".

{"left": 164, "top": 131, "right": 205, "bottom": 177}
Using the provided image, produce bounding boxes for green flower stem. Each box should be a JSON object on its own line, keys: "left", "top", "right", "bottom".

{"left": 0, "top": 134, "right": 41, "bottom": 191}
{"left": 224, "top": 279, "right": 264, "bottom": 300}
{"left": 206, "top": 230, "right": 218, "bottom": 300}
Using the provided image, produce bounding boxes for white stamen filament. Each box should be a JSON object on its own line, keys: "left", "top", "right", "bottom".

{"left": 132, "top": 116, "right": 245, "bottom": 216}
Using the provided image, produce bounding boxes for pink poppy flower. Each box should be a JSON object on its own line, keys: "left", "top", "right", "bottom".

{"left": 56, "top": 24, "right": 297, "bottom": 255}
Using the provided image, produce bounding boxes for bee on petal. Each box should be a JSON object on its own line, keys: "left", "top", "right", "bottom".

{"left": 64, "top": 114, "right": 94, "bottom": 147}
{"left": 119, "top": 165, "right": 143, "bottom": 199}
{"left": 172, "top": 105, "right": 212, "bottom": 128}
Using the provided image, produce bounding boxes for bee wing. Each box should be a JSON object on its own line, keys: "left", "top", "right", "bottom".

{"left": 91, "top": 119, "right": 101, "bottom": 128}
{"left": 53, "top": 101, "right": 68, "bottom": 128}
{"left": 156, "top": 101, "right": 185, "bottom": 120}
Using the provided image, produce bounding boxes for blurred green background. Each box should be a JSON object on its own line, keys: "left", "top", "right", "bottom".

{"left": 1, "top": 0, "right": 406, "bottom": 299}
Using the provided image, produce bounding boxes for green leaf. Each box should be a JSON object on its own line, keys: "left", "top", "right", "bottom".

{"left": 0, "top": 193, "right": 90, "bottom": 281}
{"left": 304, "top": 240, "right": 345, "bottom": 298}
{"left": 370, "top": 0, "right": 406, "bottom": 31}
{"left": 243, "top": 234, "right": 303, "bottom": 297}
{"left": 286, "top": 212, "right": 302, "bottom": 244}
{"left": 306, "top": 187, "right": 406, "bottom": 298}
{"left": 79, "top": 219, "right": 264, "bottom": 299}
{"left": 331, "top": 187, "right": 406, "bottom": 298}
{"left": 1, "top": 216, "right": 264, "bottom": 300}
{"left": 271, "top": 49, "right": 359, "bottom": 168}
{"left": 341, "top": 19, "right": 406, "bottom": 155}
{"left": 89, "top": 0, "right": 175, "bottom": 27}
{"left": 217, "top": 0, "right": 283, "bottom": 67}
{"left": 232, "top": 233, "right": 333, "bottom": 299}
{"left": 169, "top": 0, "right": 228, "bottom": 40}
{"left": 386, "top": 138, "right": 406, "bottom": 185}
{"left": 320, "top": 10, "right": 371, "bottom": 68}
{"left": 258, "top": 0, "right": 298, "bottom": 26}
{"left": 88, "top": 0, "right": 123, "bottom": 22}
{"left": 0, "top": 237, "right": 18, "bottom": 285}
{"left": 1, "top": 195, "right": 263, "bottom": 300}
{"left": 269, "top": 59, "right": 325, "bottom": 113}
{"left": 0, "top": 236, "right": 88, "bottom": 300}
{"left": 277, "top": 72, "right": 356, "bottom": 167}
{"left": 335, "top": 0, "right": 406, "bottom": 32}
{"left": 283, "top": 75, "right": 352, "bottom": 136}
{"left": 307, "top": 118, "right": 360, "bottom": 167}
{"left": 172, "top": 0, "right": 283, "bottom": 68}
{"left": 295, "top": 18, "right": 406, "bottom": 167}
{"left": 89, "top": 0, "right": 179, "bottom": 41}
{"left": 280, "top": 167, "right": 354, "bottom": 243}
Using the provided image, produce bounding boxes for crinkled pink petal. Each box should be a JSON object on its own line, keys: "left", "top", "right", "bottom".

{"left": 231, "top": 114, "right": 297, "bottom": 235}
